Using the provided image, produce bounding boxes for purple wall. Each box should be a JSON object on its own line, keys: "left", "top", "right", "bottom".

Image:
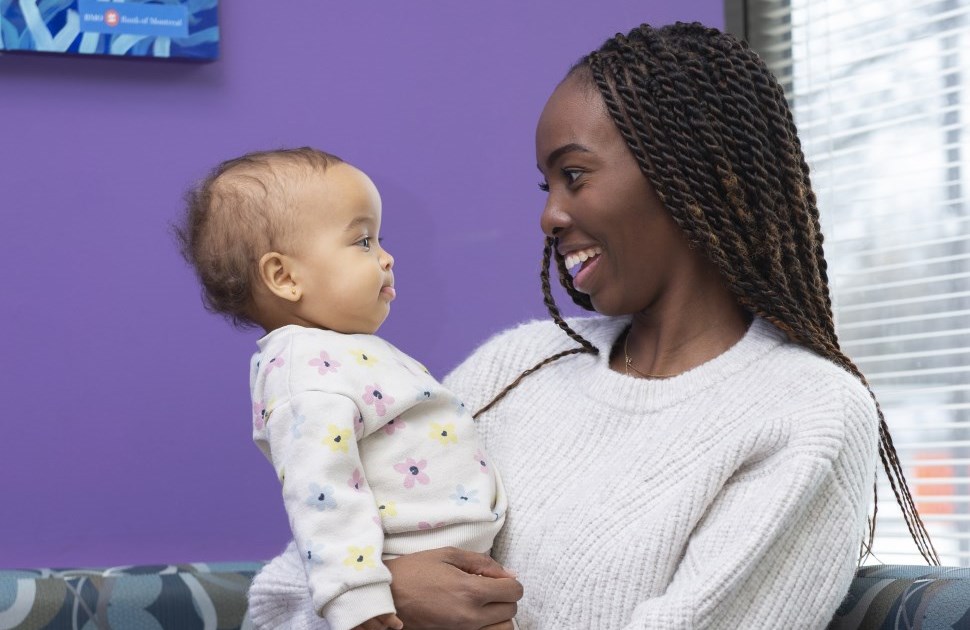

{"left": 0, "top": 1, "right": 722, "bottom": 568}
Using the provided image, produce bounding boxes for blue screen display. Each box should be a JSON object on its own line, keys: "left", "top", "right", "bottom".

{"left": 1, "top": 0, "right": 218, "bottom": 60}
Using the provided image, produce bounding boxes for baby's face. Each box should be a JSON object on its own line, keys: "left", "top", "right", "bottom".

{"left": 287, "top": 164, "right": 395, "bottom": 334}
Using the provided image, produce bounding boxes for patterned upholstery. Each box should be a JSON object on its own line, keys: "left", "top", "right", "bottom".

{"left": 3, "top": 562, "right": 968, "bottom": 629}
{"left": 0, "top": 563, "right": 261, "bottom": 630}
{"left": 829, "top": 565, "right": 970, "bottom": 630}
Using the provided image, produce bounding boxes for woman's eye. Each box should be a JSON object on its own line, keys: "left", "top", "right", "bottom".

{"left": 538, "top": 169, "right": 582, "bottom": 192}
{"left": 564, "top": 169, "right": 583, "bottom": 185}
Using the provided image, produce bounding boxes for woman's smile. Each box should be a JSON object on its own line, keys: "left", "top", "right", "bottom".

{"left": 570, "top": 249, "right": 603, "bottom": 293}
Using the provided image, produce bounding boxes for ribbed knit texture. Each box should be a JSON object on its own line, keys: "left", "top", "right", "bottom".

{"left": 249, "top": 541, "right": 331, "bottom": 630}
{"left": 443, "top": 316, "right": 879, "bottom": 630}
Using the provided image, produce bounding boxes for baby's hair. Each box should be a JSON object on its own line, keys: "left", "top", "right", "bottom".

{"left": 175, "top": 147, "right": 344, "bottom": 328}
{"left": 474, "top": 22, "right": 938, "bottom": 565}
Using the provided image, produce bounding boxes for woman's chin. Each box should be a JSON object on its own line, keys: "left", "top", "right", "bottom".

{"left": 588, "top": 295, "right": 620, "bottom": 317}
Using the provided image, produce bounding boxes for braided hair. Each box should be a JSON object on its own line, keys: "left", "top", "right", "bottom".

{"left": 475, "top": 22, "right": 939, "bottom": 565}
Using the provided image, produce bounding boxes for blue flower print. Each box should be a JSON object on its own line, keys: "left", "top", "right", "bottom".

{"left": 307, "top": 483, "right": 338, "bottom": 510}
{"left": 291, "top": 413, "right": 307, "bottom": 439}
{"left": 303, "top": 539, "right": 325, "bottom": 565}
{"left": 449, "top": 484, "right": 480, "bottom": 506}
{"left": 415, "top": 389, "right": 435, "bottom": 403}
{"left": 452, "top": 397, "right": 468, "bottom": 416}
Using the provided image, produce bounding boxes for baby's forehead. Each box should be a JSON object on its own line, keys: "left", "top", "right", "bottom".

{"left": 287, "top": 163, "right": 380, "bottom": 227}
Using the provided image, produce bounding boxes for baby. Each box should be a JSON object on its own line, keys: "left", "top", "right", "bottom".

{"left": 176, "top": 147, "right": 507, "bottom": 630}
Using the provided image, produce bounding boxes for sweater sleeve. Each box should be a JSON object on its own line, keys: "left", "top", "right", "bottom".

{"left": 625, "top": 384, "right": 878, "bottom": 630}
{"left": 261, "top": 389, "right": 395, "bottom": 630}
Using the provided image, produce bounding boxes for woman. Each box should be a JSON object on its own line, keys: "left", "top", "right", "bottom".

{"left": 383, "top": 22, "right": 937, "bottom": 630}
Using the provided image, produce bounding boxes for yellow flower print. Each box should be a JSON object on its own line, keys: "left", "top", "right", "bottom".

{"left": 325, "top": 424, "right": 351, "bottom": 453}
{"left": 377, "top": 500, "right": 398, "bottom": 518}
{"left": 344, "top": 545, "right": 377, "bottom": 571}
{"left": 349, "top": 348, "right": 379, "bottom": 367}
{"left": 430, "top": 422, "right": 458, "bottom": 445}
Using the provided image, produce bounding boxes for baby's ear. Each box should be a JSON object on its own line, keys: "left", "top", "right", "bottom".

{"left": 258, "top": 252, "right": 301, "bottom": 302}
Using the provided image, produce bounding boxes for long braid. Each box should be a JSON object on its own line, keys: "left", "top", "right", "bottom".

{"left": 472, "top": 238, "right": 596, "bottom": 418}
{"left": 578, "top": 22, "right": 938, "bottom": 564}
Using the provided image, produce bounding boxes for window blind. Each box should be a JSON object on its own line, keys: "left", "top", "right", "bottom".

{"left": 740, "top": 0, "right": 970, "bottom": 566}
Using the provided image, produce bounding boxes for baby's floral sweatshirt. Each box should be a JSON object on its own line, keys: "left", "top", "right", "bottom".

{"left": 250, "top": 325, "right": 506, "bottom": 630}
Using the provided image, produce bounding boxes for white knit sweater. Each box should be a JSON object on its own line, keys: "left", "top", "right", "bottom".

{"left": 442, "top": 316, "right": 878, "bottom": 630}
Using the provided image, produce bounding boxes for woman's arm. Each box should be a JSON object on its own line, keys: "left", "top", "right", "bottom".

{"left": 625, "top": 384, "right": 878, "bottom": 629}
{"left": 387, "top": 547, "right": 523, "bottom": 630}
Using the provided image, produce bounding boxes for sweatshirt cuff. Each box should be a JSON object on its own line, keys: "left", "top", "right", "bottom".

{"left": 320, "top": 582, "right": 396, "bottom": 630}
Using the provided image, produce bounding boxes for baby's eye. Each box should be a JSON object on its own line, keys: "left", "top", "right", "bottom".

{"left": 357, "top": 237, "right": 371, "bottom": 250}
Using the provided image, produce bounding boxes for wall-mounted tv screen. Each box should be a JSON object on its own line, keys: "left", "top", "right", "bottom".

{"left": 1, "top": 0, "right": 218, "bottom": 61}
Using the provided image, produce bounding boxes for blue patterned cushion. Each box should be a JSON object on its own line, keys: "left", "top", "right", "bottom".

{"left": 829, "top": 565, "right": 970, "bottom": 630}
{"left": 4, "top": 562, "right": 968, "bottom": 629}
{"left": 0, "top": 563, "right": 262, "bottom": 630}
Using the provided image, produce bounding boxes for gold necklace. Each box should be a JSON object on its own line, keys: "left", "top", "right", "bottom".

{"left": 623, "top": 327, "right": 675, "bottom": 379}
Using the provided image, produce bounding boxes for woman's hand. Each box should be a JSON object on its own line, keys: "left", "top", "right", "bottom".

{"left": 351, "top": 613, "right": 404, "bottom": 630}
{"left": 386, "top": 547, "right": 522, "bottom": 630}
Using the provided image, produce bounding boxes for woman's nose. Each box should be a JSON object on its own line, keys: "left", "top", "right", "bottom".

{"left": 540, "top": 195, "right": 570, "bottom": 237}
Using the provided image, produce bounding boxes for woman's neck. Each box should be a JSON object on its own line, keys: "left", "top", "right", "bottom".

{"left": 609, "top": 268, "right": 753, "bottom": 378}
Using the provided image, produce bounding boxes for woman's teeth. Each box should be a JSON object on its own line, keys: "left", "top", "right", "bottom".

{"left": 565, "top": 247, "right": 603, "bottom": 272}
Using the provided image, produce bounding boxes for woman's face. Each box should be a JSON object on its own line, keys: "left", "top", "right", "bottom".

{"left": 536, "top": 73, "right": 694, "bottom": 316}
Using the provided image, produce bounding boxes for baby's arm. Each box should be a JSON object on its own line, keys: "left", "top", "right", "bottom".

{"left": 262, "top": 389, "right": 395, "bottom": 630}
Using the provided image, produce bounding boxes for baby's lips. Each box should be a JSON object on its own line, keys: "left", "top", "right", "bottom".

{"left": 381, "top": 285, "right": 397, "bottom": 300}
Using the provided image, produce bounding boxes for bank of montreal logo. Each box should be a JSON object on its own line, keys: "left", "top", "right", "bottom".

{"left": 104, "top": 8, "right": 120, "bottom": 27}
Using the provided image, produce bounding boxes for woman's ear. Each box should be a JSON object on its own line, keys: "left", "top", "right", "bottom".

{"left": 258, "top": 252, "right": 301, "bottom": 302}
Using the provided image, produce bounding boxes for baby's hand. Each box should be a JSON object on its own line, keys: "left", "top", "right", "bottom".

{"left": 351, "top": 612, "right": 404, "bottom": 630}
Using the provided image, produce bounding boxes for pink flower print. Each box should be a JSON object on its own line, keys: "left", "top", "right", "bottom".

{"left": 475, "top": 450, "right": 489, "bottom": 474}
{"left": 264, "top": 354, "right": 285, "bottom": 375}
{"left": 353, "top": 412, "right": 364, "bottom": 440}
{"left": 252, "top": 401, "right": 266, "bottom": 430}
{"left": 348, "top": 468, "right": 366, "bottom": 492}
{"left": 308, "top": 351, "right": 340, "bottom": 375}
{"left": 418, "top": 521, "right": 447, "bottom": 530}
{"left": 363, "top": 384, "right": 394, "bottom": 417}
{"left": 394, "top": 457, "right": 430, "bottom": 488}
{"left": 382, "top": 416, "right": 406, "bottom": 436}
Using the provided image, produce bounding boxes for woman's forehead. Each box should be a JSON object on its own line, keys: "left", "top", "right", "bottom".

{"left": 536, "top": 75, "right": 616, "bottom": 163}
